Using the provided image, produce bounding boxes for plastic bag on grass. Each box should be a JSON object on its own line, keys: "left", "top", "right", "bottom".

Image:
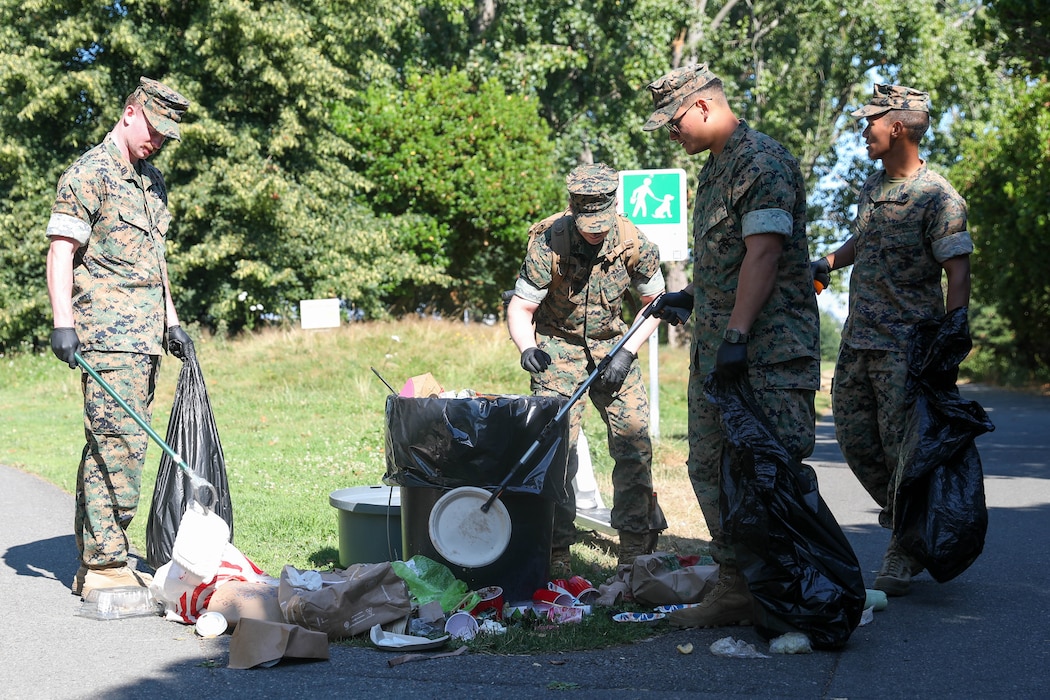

{"left": 893, "top": 307, "right": 995, "bottom": 582}
{"left": 391, "top": 555, "right": 480, "bottom": 613}
{"left": 706, "top": 372, "right": 866, "bottom": 650}
{"left": 146, "top": 351, "right": 234, "bottom": 570}
{"left": 279, "top": 563, "right": 412, "bottom": 640}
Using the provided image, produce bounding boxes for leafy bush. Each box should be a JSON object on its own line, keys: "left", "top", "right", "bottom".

{"left": 334, "top": 69, "right": 563, "bottom": 313}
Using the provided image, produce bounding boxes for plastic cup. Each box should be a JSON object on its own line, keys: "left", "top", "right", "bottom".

{"left": 444, "top": 611, "right": 479, "bottom": 640}
{"left": 564, "top": 575, "right": 599, "bottom": 604}
{"left": 546, "top": 604, "right": 584, "bottom": 624}
{"left": 533, "top": 588, "right": 575, "bottom": 606}
{"left": 470, "top": 585, "right": 505, "bottom": 620}
{"left": 547, "top": 580, "right": 575, "bottom": 599}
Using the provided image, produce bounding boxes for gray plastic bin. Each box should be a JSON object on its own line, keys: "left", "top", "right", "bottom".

{"left": 329, "top": 486, "right": 402, "bottom": 566}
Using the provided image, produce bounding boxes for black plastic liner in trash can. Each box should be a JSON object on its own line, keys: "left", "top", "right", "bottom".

{"left": 706, "top": 372, "right": 866, "bottom": 650}
{"left": 384, "top": 394, "right": 570, "bottom": 602}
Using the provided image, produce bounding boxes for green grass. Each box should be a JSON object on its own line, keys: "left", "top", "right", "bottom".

{"left": 1, "top": 319, "right": 831, "bottom": 652}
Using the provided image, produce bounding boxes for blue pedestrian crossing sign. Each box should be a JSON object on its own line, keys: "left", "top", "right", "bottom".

{"left": 616, "top": 169, "right": 689, "bottom": 262}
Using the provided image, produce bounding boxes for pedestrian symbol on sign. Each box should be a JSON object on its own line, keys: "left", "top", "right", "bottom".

{"left": 617, "top": 168, "right": 688, "bottom": 262}
{"left": 621, "top": 172, "right": 683, "bottom": 226}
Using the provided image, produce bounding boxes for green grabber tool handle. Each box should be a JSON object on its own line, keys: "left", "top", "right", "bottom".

{"left": 75, "top": 352, "right": 219, "bottom": 510}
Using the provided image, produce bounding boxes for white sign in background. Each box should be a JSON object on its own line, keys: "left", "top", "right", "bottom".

{"left": 616, "top": 168, "right": 689, "bottom": 262}
{"left": 616, "top": 168, "right": 692, "bottom": 439}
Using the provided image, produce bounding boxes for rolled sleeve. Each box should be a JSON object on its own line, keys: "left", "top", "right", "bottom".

{"left": 514, "top": 277, "right": 548, "bottom": 305}
{"left": 742, "top": 208, "right": 792, "bottom": 237}
{"left": 635, "top": 267, "right": 666, "bottom": 297}
{"left": 46, "top": 212, "right": 91, "bottom": 245}
{"left": 932, "top": 230, "right": 974, "bottom": 262}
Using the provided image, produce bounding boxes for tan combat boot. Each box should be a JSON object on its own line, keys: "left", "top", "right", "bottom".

{"left": 71, "top": 565, "right": 88, "bottom": 596}
{"left": 80, "top": 565, "right": 153, "bottom": 599}
{"left": 617, "top": 531, "right": 647, "bottom": 567}
{"left": 667, "top": 565, "right": 754, "bottom": 628}
{"left": 549, "top": 547, "right": 573, "bottom": 579}
{"left": 873, "top": 538, "right": 923, "bottom": 596}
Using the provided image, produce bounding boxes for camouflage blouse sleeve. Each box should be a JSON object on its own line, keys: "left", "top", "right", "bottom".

{"left": 46, "top": 158, "right": 104, "bottom": 245}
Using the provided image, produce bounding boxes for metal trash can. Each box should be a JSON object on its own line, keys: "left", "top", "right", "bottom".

{"left": 399, "top": 486, "right": 554, "bottom": 604}
{"left": 328, "top": 486, "right": 402, "bottom": 567}
{"left": 384, "top": 394, "right": 569, "bottom": 603}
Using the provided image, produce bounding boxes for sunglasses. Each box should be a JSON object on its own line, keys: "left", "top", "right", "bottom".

{"left": 664, "top": 98, "right": 700, "bottom": 137}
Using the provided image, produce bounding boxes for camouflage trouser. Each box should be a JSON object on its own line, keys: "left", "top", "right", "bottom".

{"left": 831, "top": 344, "right": 910, "bottom": 529}
{"left": 532, "top": 334, "right": 654, "bottom": 549}
{"left": 76, "top": 351, "right": 159, "bottom": 568}
{"left": 687, "top": 355, "right": 816, "bottom": 567}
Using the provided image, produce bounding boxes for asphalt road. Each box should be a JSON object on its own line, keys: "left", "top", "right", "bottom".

{"left": 2, "top": 384, "right": 1048, "bottom": 699}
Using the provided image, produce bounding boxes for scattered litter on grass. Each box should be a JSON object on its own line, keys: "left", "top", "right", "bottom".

{"left": 612, "top": 612, "right": 665, "bottom": 624}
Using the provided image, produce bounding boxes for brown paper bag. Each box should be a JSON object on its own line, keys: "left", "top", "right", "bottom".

{"left": 630, "top": 552, "right": 720, "bottom": 606}
{"left": 207, "top": 581, "right": 283, "bottom": 628}
{"left": 228, "top": 618, "right": 329, "bottom": 669}
{"left": 278, "top": 563, "right": 411, "bottom": 640}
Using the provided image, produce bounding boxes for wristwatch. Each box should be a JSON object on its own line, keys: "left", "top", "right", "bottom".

{"left": 723, "top": 328, "right": 750, "bottom": 344}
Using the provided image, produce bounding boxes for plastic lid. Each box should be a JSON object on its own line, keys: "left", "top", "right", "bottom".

{"left": 329, "top": 486, "right": 401, "bottom": 513}
{"left": 428, "top": 486, "right": 512, "bottom": 568}
{"left": 195, "top": 611, "right": 228, "bottom": 638}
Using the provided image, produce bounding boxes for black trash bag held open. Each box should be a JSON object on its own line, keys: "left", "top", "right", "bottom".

{"left": 893, "top": 307, "right": 995, "bottom": 582}
{"left": 146, "top": 352, "right": 234, "bottom": 570}
{"left": 706, "top": 372, "right": 865, "bottom": 650}
{"left": 383, "top": 394, "right": 570, "bottom": 503}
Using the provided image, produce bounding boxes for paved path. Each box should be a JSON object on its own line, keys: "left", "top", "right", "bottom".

{"left": 2, "top": 384, "right": 1048, "bottom": 698}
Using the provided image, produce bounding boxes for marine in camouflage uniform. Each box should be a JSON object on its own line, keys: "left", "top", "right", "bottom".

{"left": 506, "top": 163, "right": 666, "bottom": 574}
{"left": 642, "top": 64, "right": 820, "bottom": 628}
{"left": 815, "top": 84, "right": 973, "bottom": 596}
{"left": 45, "top": 77, "right": 194, "bottom": 598}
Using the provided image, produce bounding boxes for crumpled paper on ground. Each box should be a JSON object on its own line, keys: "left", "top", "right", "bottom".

{"left": 283, "top": 568, "right": 323, "bottom": 591}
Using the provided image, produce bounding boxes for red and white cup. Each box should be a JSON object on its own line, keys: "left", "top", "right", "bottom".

{"left": 470, "top": 585, "right": 505, "bottom": 620}
{"left": 564, "top": 575, "right": 599, "bottom": 604}
{"left": 546, "top": 604, "right": 584, "bottom": 624}
{"left": 533, "top": 588, "right": 575, "bottom": 607}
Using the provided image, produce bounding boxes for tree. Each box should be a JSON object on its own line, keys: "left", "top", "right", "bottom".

{"left": 0, "top": 0, "right": 450, "bottom": 347}
{"left": 0, "top": 0, "right": 1004, "bottom": 349}
{"left": 334, "top": 69, "right": 563, "bottom": 312}
{"left": 952, "top": 80, "right": 1050, "bottom": 379}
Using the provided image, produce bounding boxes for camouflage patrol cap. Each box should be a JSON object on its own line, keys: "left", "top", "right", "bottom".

{"left": 131, "top": 77, "right": 190, "bottom": 140}
{"left": 642, "top": 64, "right": 719, "bottom": 132}
{"left": 566, "top": 163, "right": 618, "bottom": 235}
{"left": 851, "top": 83, "right": 929, "bottom": 119}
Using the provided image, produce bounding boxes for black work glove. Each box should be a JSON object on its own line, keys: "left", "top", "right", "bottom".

{"left": 166, "top": 325, "right": 194, "bottom": 362}
{"left": 520, "top": 347, "right": 552, "bottom": 373}
{"left": 715, "top": 340, "right": 749, "bottom": 379}
{"left": 597, "top": 350, "right": 635, "bottom": 393}
{"left": 50, "top": 327, "right": 81, "bottom": 369}
{"left": 811, "top": 257, "right": 831, "bottom": 294}
{"left": 649, "top": 290, "right": 693, "bottom": 326}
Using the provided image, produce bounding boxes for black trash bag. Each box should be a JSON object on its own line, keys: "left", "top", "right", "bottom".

{"left": 706, "top": 372, "right": 866, "bottom": 650}
{"left": 893, "top": 307, "right": 995, "bottom": 582}
{"left": 383, "top": 394, "right": 570, "bottom": 503}
{"left": 146, "top": 350, "right": 234, "bottom": 570}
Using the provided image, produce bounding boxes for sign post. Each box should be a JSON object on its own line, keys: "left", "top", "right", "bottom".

{"left": 617, "top": 168, "right": 690, "bottom": 439}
